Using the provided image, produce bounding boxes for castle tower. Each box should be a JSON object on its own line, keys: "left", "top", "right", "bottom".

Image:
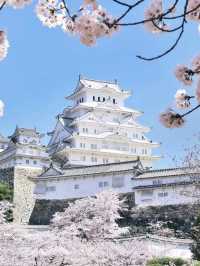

{"left": 0, "top": 127, "right": 49, "bottom": 169}
{"left": 47, "top": 77, "right": 160, "bottom": 168}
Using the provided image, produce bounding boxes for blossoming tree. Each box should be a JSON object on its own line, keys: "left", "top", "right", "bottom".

{"left": 1, "top": 0, "right": 200, "bottom": 127}
{"left": 0, "top": 190, "right": 152, "bottom": 265}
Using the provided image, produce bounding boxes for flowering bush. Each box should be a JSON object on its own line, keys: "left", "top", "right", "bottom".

{"left": 0, "top": 190, "right": 152, "bottom": 266}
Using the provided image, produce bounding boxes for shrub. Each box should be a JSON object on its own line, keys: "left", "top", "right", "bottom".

{"left": 147, "top": 257, "right": 188, "bottom": 266}
{"left": 0, "top": 182, "right": 13, "bottom": 201}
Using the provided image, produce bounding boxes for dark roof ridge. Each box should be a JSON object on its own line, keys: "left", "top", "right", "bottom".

{"left": 80, "top": 77, "right": 118, "bottom": 85}
{"left": 63, "top": 159, "right": 140, "bottom": 170}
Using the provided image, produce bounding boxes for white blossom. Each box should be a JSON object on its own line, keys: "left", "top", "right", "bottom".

{"left": 0, "top": 31, "right": 9, "bottom": 62}
{"left": 51, "top": 190, "right": 127, "bottom": 240}
{"left": 0, "top": 99, "right": 5, "bottom": 117}
{"left": 0, "top": 201, "right": 12, "bottom": 224}
{"left": 160, "top": 109, "right": 185, "bottom": 128}
{"left": 174, "top": 89, "right": 191, "bottom": 109}
{"left": 36, "top": 0, "right": 65, "bottom": 28}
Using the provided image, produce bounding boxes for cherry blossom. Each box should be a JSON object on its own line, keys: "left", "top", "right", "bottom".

{"left": 187, "top": 0, "right": 200, "bottom": 21}
{"left": 52, "top": 190, "right": 127, "bottom": 240}
{"left": 7, "top": 0, "right": 32, "bottom": 9}
{"left": 196, "top": 78, "right": 200, "bottom": 104}
{"left": 0, "top": 201, "right": 12, "bottom": 224}
{"left": 174, "top": 89, "right": 191, "bottom": 109}
{"left": 192, "top": 54, "right": 200, "bottom": 73}
{"left": 144, "top": 0, "right": 169, "bottom": 33}
{"left": 0, "top": 31, "right": 9, "bottom": 62}
{"left": 36, "top": 0, "right": 65, "bottom": 28}
{"left": 0, "top": 99, "right": 4, "bottom": 117}
{"left": 174, "top": 65, "right": 193, "bottom": 85}
{"left": 159, "top": 110, "right": 185, "bottom": 128}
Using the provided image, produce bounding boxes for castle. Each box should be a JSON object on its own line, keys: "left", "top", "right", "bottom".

{"left": 0, "top": 77, "right": 199, "bottom": 224}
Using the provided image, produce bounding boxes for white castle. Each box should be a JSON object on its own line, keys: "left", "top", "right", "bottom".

{"left": 0, "top": 77, "right": 200, "bottom": 224}
{"left": 47, "top": 77, "right": 160, "bottom": 168}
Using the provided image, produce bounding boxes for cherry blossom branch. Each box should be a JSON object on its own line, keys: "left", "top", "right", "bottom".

{"left": 136, "top": 0, "right": 189, "bottom": 61}
{"left": 181, "top": 104, "right": 200, "bottom": 118}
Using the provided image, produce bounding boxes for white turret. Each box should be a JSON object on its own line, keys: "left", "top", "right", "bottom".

{"left": 47, "top": 77, "right": 160, "bottom": 168}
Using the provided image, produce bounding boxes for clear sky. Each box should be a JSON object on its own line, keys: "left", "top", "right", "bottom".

{"left": 0, "top": 1, "right": 199, "bottom": 169}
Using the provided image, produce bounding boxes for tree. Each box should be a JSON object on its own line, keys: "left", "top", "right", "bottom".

{"left": 0, "top": 190, "right": 153, "bottom": 265}
{"left": 1, "top": 1, "right": 200, "bottom": 126}
{"left": 0, "top": 182, "right": 13, "bottom": 201}
{"left": 51, "top": 189, "right": 127, "bottom": 240}
{"left": 191, "top": 214, "right": 200, "bottom": 260}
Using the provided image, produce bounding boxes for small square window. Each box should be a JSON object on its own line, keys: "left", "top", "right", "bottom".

{"left": 99, "top": 182, "right": 103, "bottom": 188}
{"left": 104, "top": 181, "right": 109, "bottom": 187}
{"left": 33, "top": 160, "right": 37, "bottom": 165}
{"left": 74, "top": 184, "right": 79, "bottom": 190}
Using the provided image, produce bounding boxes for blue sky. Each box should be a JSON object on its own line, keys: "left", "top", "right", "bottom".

{"left": 0, "top": 2, "right": 199, "bottom": 169}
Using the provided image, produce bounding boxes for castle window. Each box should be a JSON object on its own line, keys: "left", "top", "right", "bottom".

{"left": 46, "top": 186, "right": 56, "bottom": 192}
{"left": 158, "top": 192, "right": 168, "bottom": 197}
{"left": 103, "top": 158, "right": 109, "bottom": 164}
{"left": 80, "top": 143, "right": 85, "bottom": 148}
{"left": 33, "top": 160, "right": 37, "bottom": 165}
{"left": 99, "top": 181, "right": 108, "bottom": 188}
{"left": 91, "top": 157, "right": 97, "bottom": 163}
{"left": 26, "top": 160, "right": 29, "bottom": 164}
{"left": 93, "top": 96, "right": 95, "bottom": 101}
{"left": 112, "top": 176, "right": 124, "bottom": 188}
{"left": 94, "top": 129, "right": 97, "bottom": 134}
{"left": 99, "top": 182, "right": 103, "bottom": 188}
{"left": 104, "top": 181, "right": 109, "bottom": 187}
{"left": 74, "top": 184, "right": 79, "bottom": 190}
{"left": 83, "top": 128, "right": 88, "bottom": 133}
{"left": 141, "top": 190, "right": 153, "bottom": 197}
{"left": 91, "top": 144, "right": 97, "bottom": 149}
{"left": 103, "top": 97, "right": 105, "bottom": 102}
{"left": 98, "top": 97, "right": 101, "bottom": 102}
{"left": 113, "top": 99, "right": 116, "bottom": 104}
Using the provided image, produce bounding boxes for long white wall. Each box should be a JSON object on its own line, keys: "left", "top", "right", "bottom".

{"left": 34, "top": 172, "right": 133, "bottom": 200}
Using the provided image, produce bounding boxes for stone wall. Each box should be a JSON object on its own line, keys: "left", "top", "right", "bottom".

{"left": 126, "top": 204, "right": 200, "bottom": 238}
{"left": 29, "top": 199, "right": 70, "bottom": 225}
{"left": 13, "top": 167, "right": 43, "bottom": 224}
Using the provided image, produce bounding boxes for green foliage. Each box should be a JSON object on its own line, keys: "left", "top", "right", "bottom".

{"left": 0, "top": 182, "right": 13, "bottom": 201}
{"left": 193, "top": 261, "right": 200, "bottom": 266}
{"left": 147, "top": 257, "right": 188, "bottom": 266}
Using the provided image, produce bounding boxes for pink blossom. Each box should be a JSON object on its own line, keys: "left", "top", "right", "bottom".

{"left": 187, "top": 0, "right": 200, "bottom": 21}
{"left": 196, "top": 78, "right": 200, "bottom": 104}
{"left": 159, "top": 110, "right": 185, "bottom": 128}
{"left": 192, "top": 54, "right": 200, "bottom": 73}
{"left": 174, "top": 65, "right": 193, "bottom": 85}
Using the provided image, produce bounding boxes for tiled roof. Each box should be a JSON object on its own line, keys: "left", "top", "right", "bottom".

{"left": 10, "top": 127, "right": 40, "bottom": 138}
{"left": 136, "top": 167, "right": 200, "bottom": 179}
{"left": 32, "top": 159, "right": 142, "bottom": 180}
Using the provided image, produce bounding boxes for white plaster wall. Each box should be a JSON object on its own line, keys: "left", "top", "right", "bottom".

{"left": 135, "top": 184, "right": 199, "bottom": 207}
{"left": 34, "top": 172, "right": 133, "bottom": 200}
